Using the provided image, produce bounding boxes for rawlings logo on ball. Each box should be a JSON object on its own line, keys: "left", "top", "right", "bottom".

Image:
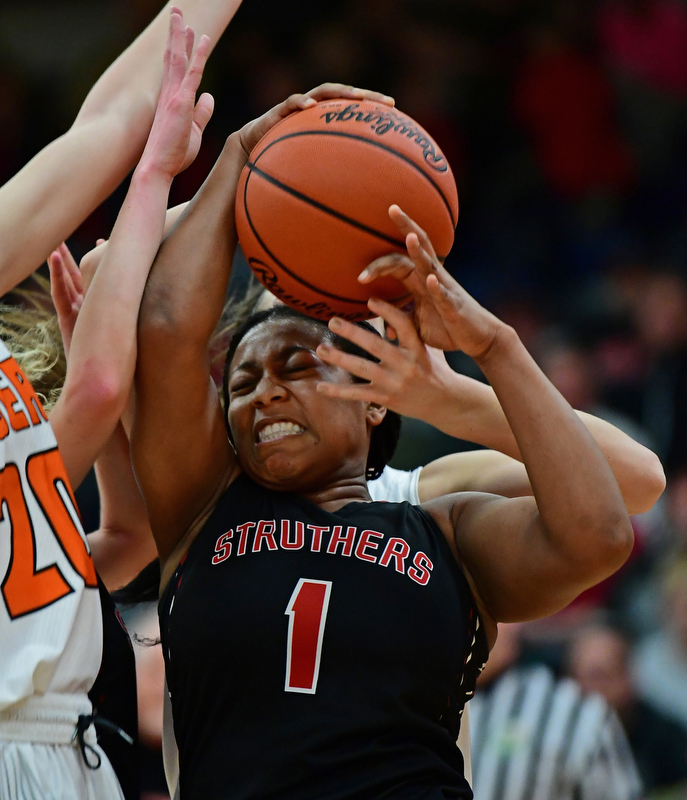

{"left": 319, "top": 104, "right": 448, "bottom": 172}
{"left": 249, "top": 260, "right": 372, "bottom": 322}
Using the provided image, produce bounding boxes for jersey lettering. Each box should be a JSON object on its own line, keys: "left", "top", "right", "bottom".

{"left": 408, "top": 552, "right": 433, "bottom": 586}
{"left": 284, "top": 578, "right": 332, "bottom": 694}
{"left": 308, "top": 525, "right": 329, "bottom": 553}
{"left": 379, "top": 537, "right": 411, "bottom": 573}
{"left": 354, "top": 530, "right": 384, "bottom": 563}
{"left": 1, "top": 463, "right": 73, "bottom": 618}
{"left": 26, "top": 449, "right": 97, "bottom": 589}
{"left": 236, "top": 522, "right": 255, "bottom": 556}
{"left": 280, "top": 520, "right": 304, "bottom": 550}
{"left": 253, "top": 520, "right": 278, "bottom": 553}
{"left": 0, "top": 380, "right": 29, "bottom": 433}
{"left": 212, "top": 530, "right": 233, "bottom": 564}
{"left": 1, "top": 449, "right": 95, "bottom": 618}
{"left": 326, "top": 525, "right": 356, "bottom": 557}
{"left": 210, "top": 517, "right": 433, "bottom": 586}
{"left": 0, "top": 358, "right": 48, "bottom": 425}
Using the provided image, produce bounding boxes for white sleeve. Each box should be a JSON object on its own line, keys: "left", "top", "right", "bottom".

{"left": 368, "top": 466, "right": 422, "bottom": 504}
{"left": 580, "top": 706, "right": 643, "bottom": 800}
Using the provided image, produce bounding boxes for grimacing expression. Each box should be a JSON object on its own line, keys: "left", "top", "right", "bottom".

{"left": 226, "top": 317, "right": 378, "bottom": 491}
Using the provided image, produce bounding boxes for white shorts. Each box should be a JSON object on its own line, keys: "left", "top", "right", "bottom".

{"left": 0, "top": 693, "right": 123, "bottom": 800}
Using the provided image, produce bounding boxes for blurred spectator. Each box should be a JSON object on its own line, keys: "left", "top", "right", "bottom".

{"left": 630, "top": 270, "right": 687, "bottom": 475}
{"left": 634, "top": 558, "right": 687, "bottom": 732}
{"left": 569, "top": 621, "right": 687, "bottom": 794}
{"left": 666, "top": 468, "right": 687, "bottom": 556}
{"left": 470, "top": 623, "right": 642, "bottom": 800}
{"left": 597, "top": 0, "right": 687, "bottom": 97}
{"left": 596, "top": 0, "right": 687, "bottom": 241}
{"left": 513, "top": 16, "right": 634, "bottom": 199}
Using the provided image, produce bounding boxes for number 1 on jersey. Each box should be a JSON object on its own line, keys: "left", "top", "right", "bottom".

{"left": 284, "top": 579, "right": 332, "bottom": 694}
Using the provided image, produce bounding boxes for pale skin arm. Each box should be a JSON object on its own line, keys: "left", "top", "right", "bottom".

{"left": 320, "top": 280, "right": 665, "bottom": 514}
{"left": 87, "top": 423, "right": 158, "bottom": 592}
{"left": 319, "top": 206, "right": 635, "bottom": 639}
{"left": 78, "top": 202, "right": 190, "bottom": 281}
{"left": 0, "top": 0, "right": 241, "bottom": 297}
{"left": 48, "top": 250, "right": 155, "bottom": 590}
{"left": 50, "top": 10, "right": 213, "bottom": 490}
{"left": 132, "top": 84, "right": 396, "bottom": 567}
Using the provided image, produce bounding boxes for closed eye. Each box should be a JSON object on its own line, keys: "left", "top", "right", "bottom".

{"left": 284, "top": 353, "right": 319, "bottom": 374}
{"left": 229, "top": 378, "right": 256, "bottom": 396}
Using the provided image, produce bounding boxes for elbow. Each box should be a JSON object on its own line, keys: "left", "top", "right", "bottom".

{"left": 603, "top": 513, "right": 635, "bottom": 573}
{"left": 574, "top": 512, "right": 635, "bottom": 586}
{"left": 62, "top": 360, "right": 128, "bottom": 427}
{"left": 629, "top": 450, "right": 667, "bottom": 515}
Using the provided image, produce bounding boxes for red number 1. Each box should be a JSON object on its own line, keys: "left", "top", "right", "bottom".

{"left": 284, "top": 578, "right": 332, "bottom": 694}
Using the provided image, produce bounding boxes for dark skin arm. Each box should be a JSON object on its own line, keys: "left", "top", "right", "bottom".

{"left": 132, "top": 85, "right": 396, "bottom": 571}
{"left": 320, "top": 206, "right": 635, "bottom": 646}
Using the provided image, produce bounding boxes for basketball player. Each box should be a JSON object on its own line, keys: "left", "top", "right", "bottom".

{"left": 127, "top": 93, "right": 641, "bottom": 794}
{"left": 0, "top": 2, "right": 243, "bottom": 795}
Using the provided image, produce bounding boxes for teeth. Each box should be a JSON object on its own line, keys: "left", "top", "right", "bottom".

{"left": 258, "top": 421, "right": 305, "bottom": 443}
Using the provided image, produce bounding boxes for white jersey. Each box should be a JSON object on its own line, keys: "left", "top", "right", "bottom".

{"left": 0, "top": 340, "right": 102, "bottom": 711}
{"left": 368, "top": 465, "right": 422, "bottom": 505}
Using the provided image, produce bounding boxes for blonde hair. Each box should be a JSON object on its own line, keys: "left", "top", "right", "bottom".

{"left": 0, "top": 274, "right": 66, "bottom": 412}
{"left": 0, "top": 272, "right": 269, "bottom": 412}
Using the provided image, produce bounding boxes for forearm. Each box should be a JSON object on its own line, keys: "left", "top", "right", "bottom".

{"left": 80, "top": 202, "right": 190, "bottom": 290}
{"left": 474, "top": 325, "right": 633, "bottom": 566}
{"left": 70, "top": 167, "right": 171, "bottom": 398}
{"left": 0, "top": 0, "right": 240, "bottom": 295}
{"left": 416, "top": 371, "right": 664, "bottom": 514}
{"left": 88, "top": 422, "right": 157, "bottom": 592}
{"left": 54, "top": 167, "right": 172, "bottom": 486}
{"left": 140, "top": 133, "right": 246, "bottom": 344}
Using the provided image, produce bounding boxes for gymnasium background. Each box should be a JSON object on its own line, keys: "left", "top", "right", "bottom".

{"left": 1, "top": 0, "right": 687, "bottom": 797}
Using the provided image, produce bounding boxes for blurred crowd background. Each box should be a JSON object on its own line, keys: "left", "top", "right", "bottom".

{"left": 2, "top": 0, "right": 687, "bottom": 797}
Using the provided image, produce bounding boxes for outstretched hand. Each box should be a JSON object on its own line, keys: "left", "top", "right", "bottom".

{"left": 237, "top": 83, "right": 395, "bottom": 158}
{"left": 314, "top": 300, "right": 470, "bottom": 420}
{"left": 48, "top": 243, "right": 84, "bottom": 359}
{"left": 358, "top": 206, "right": 504, "bottom": 360}
{"left": 139, "top": 7, "right": 214, "bottom": 180}
{"left": 48, "top": 237, "right": 107, "bottom": 358}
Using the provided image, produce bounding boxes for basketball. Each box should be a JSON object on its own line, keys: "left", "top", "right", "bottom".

{"left": 235, "top": 99, "right": 459, "bottom": 321}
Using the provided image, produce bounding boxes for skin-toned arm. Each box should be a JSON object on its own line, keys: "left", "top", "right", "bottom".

{"left": 0, "top": 0, "right": 241, "bottom": 297}
{"left": 319, "top": 205, "right": 635, "bottom": 637}
{"left": 50, "top": 10, "right": 213, "bottom": 489}
{"left": 318, "top": 278, "right": 665, "bottom": 515}
{"left": 78, "top": 202, "right": 190, "bottom": 282}
{"left": 132, "top": 84, "right": 396, "bottom": 567}
{"left": 87, "top": 423, "right": 158, "bottom": 592}
{"left": 47, "top": 252, "right": 154, "bottom": 590}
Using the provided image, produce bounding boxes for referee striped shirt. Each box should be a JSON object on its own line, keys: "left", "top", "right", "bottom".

{"left": 470, "top": 665, "right": 642, "bottom": 800}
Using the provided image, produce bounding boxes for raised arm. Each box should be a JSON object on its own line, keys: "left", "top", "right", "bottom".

{"left": 50, "top": 10, "right": 213, "bottom": 489}
{"left": 319, "top": 205, "right": 635, "bottom": 629}
{"left": 0, "top": 0, "right": 241, "bottom": 296}
{"left": 132, "top": 84, "right": 396, "bottom": 567}
{"left": 317, "top": 283, "right": 664, "bottom": 514}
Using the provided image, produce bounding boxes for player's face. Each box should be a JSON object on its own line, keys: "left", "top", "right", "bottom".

{"left": 227, "top": 318, "right": 372, "bottom": 491}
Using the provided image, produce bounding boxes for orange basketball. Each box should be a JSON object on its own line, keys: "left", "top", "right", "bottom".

{"left": 235, "top": 99, "right": 459, "bottom": 321}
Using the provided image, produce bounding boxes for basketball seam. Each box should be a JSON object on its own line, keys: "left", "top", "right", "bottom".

{"left": 242, "top": 168, "right": 411, "bottom": 307}
{"left": 253, "top": 128, "right": 457, "bottom": 231}
{"left": 246, "top": 162, "right": 408, "bottom": 251}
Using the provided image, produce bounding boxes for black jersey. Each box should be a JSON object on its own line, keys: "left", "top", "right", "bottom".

{"left": 159, "top": 474, "right": 488, "bottom": 800}
{"left": 89, "top": 576, "right": 139, "bottom": 800}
